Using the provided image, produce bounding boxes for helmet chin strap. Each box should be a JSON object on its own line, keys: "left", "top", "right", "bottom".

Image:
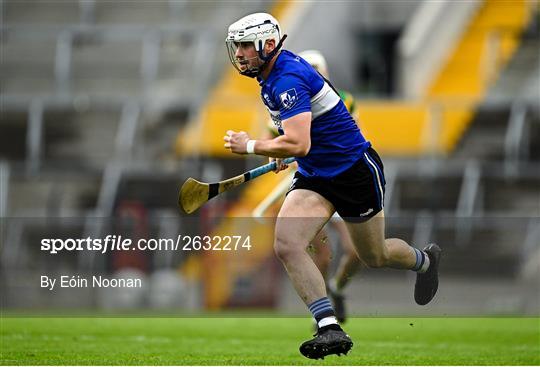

{"left": 240, "top": 34, "right": 288, "bottom": 78}
{"left": 259, "top": 34, "right": 287, "bottom": 63}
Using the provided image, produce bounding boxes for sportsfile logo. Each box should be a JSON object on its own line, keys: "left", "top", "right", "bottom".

{"left": 279, "top": 88, "right": 297, "bottom": 110}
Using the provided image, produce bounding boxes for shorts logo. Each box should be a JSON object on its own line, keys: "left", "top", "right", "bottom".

{"left": 359, "top": 208, "right": 374, "bottom": 217}
{"left": 279, "top": 88, "right": 298, "bottom": 110}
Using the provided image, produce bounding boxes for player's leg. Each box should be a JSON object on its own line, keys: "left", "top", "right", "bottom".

{"left": 344, "top": 211, "right": 415, "bottom": 269}
{"left": 308, "top": 227, "right": 332, "bottom": 330}
{"left": 327, "top": 219, "right": 364, "bottom": 323}
{"left": 274, "top": 189, "right": 333, "bottom": 305}
{"left": 274, "top": 188, "right": 353, "bottom": 359}
{"left": 331, "top": 220, "right": 363, "bottom": 291}
{"left": 309, "top": 228, "right": 332, "bottom": 281}
{"left": 344, "top": 210, "right": 441, "bottom": 305}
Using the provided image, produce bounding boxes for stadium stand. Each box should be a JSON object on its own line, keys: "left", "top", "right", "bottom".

{"left": 1, "top": 0, "right": 538, "bottom": 315}
{"left": 1, "top": 0, "right": 271, "bottom": 308}
{"left": 173, "top": 0, "right": 539, "bottom": 311}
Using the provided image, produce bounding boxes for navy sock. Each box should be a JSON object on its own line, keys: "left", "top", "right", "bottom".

{"left": 411, "top": 247, "right": 430, "bottom": 273}
{"left": 308, "top": 297, "right": 335, "bottom": 322}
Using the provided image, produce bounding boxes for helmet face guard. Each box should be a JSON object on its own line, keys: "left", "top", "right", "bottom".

{"left": 225, "top": 35, "right": 287, "bottom": 78}
{"left": 225, "top": 13, "right": 287, "bottom": 78}
{"left": 226, "top": 41, "right": 262, "bottom": 78}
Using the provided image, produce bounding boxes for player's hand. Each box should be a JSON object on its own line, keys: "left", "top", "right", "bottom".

{"left": 270, "top": 157, "right": 289, "bottom": 173}
{"left": 224, "top": 130, "right": 249, "bottom": 154}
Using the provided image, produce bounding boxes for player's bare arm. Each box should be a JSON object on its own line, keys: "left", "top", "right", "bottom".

{"left": 223, "top": 112, "right": 311, "bottom": 158}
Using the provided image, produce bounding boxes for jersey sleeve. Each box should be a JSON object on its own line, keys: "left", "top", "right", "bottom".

{"left": 272, "top": 72, "right": 312, "bottom": 121}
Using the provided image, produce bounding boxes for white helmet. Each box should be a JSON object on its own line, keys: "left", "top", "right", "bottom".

{"left": 226, "top": 13, "right": 287, "bottom": 78}
{"left": 298, "top": 50, "right": 329, "bottom": 78}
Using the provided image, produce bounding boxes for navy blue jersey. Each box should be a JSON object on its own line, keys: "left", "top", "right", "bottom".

{"left": 258, "top": 50, "right": 370, "bottom": 178}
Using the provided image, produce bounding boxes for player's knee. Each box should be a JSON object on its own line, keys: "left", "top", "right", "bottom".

{"left": 274, "top": 234, "right": 301, "bottom": 261}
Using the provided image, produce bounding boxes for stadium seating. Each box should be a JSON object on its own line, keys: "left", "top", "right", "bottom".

{"left": 1, "top": 1, "right": 538, "bottom": 314}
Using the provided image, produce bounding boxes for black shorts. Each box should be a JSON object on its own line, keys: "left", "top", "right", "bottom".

{"left": 287, "top": 147, "right": 386, "bottom": 222}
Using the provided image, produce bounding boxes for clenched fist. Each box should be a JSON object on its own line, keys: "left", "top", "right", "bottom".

{"left": 224, "top": 130, "right": 250, "bottom": 154}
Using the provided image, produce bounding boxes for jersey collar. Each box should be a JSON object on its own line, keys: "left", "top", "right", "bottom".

{"left": 257, "top": 50, "right": 286, "bottom": 86}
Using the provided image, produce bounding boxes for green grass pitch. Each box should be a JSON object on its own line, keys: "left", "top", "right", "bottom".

{"left": 1, "top": 317, "right": 538, "bottom": 365}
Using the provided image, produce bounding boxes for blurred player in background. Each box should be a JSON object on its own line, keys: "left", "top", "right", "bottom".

{"left": 224, "top": 12, "right": 441, "bottom": 360}
{"left": 253, "top": 49, "right": 364, "bottom": 324}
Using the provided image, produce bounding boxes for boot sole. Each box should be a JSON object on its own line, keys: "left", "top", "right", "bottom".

{"left": 300, "top": 339, "right": 353, "bottom": 359}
